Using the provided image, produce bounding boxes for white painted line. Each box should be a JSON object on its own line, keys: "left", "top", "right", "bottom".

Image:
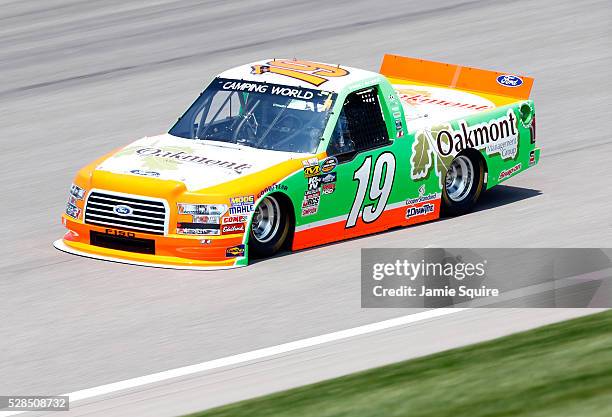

{"left": 0, "top": 308, "right": 466, "bottom": 416}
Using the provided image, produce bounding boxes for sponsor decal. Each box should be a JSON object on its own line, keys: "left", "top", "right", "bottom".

{"left": 134, "top": 148, "right": 252, "bottom": 174}
{"left": 302, "top": 157, "right": 318, "bottom": 167}
{"left": 405, "top": 203, "right": 435, "bottom": 219}
{"left": 222, "top": 215, "right": 248, "bottom": 225}
{"left": 308, "top": 176, "right": 321, "bottom": 191}
{"left": 320, "top": 172, "right": 337, "bottom": 184}
{"left": 222, "top": 80, "right": 316, "bottom": 100}
{"left": 395, "top": 118, "right": 404, "bottom": 138}
{"left": 409, "top": 107, "right": 516, "bottom": 190}
{"left": 397, "top": 89, "right": 494, "bottom": 112}
{"left": 302, "top": 190, "right": 320, "bottom": 206}
{"left": 130, "top": 169, "right": 160, "bottom": 177}
{"left": 229, "top": 206, "right": 253, "bottom": 215}
{"left": 410, "top": 124, "right": 451, "bottom": 188}
{"left": 322, "top": 183, "right": 336, "bottom": 195}
{"left": 320, "top": 156, "right": 337, "bottom": 173}
{"left": 226, "top": 244, "right": 245, "bottom": 257}
{"left": 69, "top": 184, "right": 85, "bottom": 200}
{"left": 251, "top": 59, "right": 349, "bottom": 87}
{"left": 177, "top": 228, "right": 220, "bottom": 235}
{"left": 229, "top": 195, "right": 255, "bottom": 214}
{"left": 435, "top": 109, "right": 519, "bottom": 160}
{"left": 177, "top": 204, "right": 226, "bottom": 216}
{"left": 192, "top": 215, "right": 220, "bottom": 224}
{"left": 221, "top": 223, "right": 246, "bottom": 234}
{"left": 302, "top": 157, "right": 321, "bottom": 178}
{"left": 303, "top": 164, "right": 320, "bottom": 178}
{"left": 496, "top": 74, "right": 524, "bottom": 87}
{"left": 68, "top": 195, "right": 79, "bottom": 206}
{"left": 113, "top": 204, "right": 133, "bottom": 216}
{"left": 65, "top": 203, "right": 81, "bottom": 219}
{"left": 200, "top": 239, "right": 212, "bottom": 245}
{"left": 529, "top": 115, "right": 536, "bottom": 143}
{"left": 230, "top": 195, "right": 254, "bottom": 206}
{"left": 498, "top": 163, "right": 522, "bottom": 181}
{"left": 257, "top": 183, "right": 288, "bottom": 198}
{"left": 529, "top": 150, "right": 536, "bottom": 166}
{"left": 405, "top": 185, "right": 439, "bottom": 205}
{"left": 519, "top": 101, "right": 535, "bottom": 129}
{"left": 302, "top": 189, "right": 320, "bottom": 216}
{"left": 301, "top": 206, "right": 318, "bottom": 216}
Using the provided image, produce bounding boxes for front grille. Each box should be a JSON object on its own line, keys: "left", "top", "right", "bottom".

{"left": 84, "top": 191, "right": 167, "bottom": 235}
{"left": 90, "top": 231, "right": 155, "bottom": 254}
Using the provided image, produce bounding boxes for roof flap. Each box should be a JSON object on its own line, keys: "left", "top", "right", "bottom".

{"left": 380, "top": 54, "right": 534, "bottom": 100}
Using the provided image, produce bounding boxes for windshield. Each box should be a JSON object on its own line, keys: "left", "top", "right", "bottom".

{"left": 169, "top": 78, "right": 336, "bottom": 154}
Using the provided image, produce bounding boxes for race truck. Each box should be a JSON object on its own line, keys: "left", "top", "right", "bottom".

{"left": 55, "top": 55, "right": 539, "bottom": 270}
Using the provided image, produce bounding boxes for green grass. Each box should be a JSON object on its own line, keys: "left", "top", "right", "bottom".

{"left": 186, "top": 310, "right": 612, "bottom": 417}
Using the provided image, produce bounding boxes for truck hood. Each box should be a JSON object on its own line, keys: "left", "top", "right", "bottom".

{"left": 95, "top": 134, "right": 304, "bottom": 191}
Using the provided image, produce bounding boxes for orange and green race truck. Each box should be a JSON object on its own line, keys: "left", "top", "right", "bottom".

{"left": 55, "top": 54, "right": 539, "bottom": 270}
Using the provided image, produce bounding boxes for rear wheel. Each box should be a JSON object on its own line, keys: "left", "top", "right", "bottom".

{"left": 442, "top": 153, "right": 485, "bottom": 216}
{"left": 249, "top": 194, "right": 291, "bottom": 257}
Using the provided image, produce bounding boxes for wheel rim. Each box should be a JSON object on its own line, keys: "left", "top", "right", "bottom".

{"left": 252, "top": 196, "right": 281, "bottom": 243}
{"left": 445, "top": 156, "right": 474, "bottom": 202}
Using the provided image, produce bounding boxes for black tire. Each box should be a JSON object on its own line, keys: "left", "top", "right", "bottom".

{"left": 441, "top": 152, "right": 485, "bottom": 216}
{"left": 249, "top": 194, "right": 291, "bottom": 258}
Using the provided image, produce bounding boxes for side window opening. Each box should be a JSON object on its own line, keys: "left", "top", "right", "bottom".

{"left": 327, "top": 86, "right": 390, "bottom": 157}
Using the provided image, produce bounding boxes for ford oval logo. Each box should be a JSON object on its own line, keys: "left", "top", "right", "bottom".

{"left": 496, "top": 74, "right": 524, "bottom": 87}
{"left": 130, "top": 169, "right": 159, "bottom": 177}
{"left": 113, "top": 205, "right": 133, "bottom": 216}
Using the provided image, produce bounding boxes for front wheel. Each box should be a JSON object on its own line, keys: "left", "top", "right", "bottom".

{"left": 441, "top": 154, "right": 485, "bottom": 216}
{"left": 249, "top": 195, "right": 291, "bottom": 258}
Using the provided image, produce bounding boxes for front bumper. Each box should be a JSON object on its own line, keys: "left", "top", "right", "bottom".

{"left": 56, "top": 215, "right": 248, "bottom": 270}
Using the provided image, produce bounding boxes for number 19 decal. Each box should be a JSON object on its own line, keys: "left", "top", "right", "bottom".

{"left": 346, "top": 152, "right": 396, "bottom": 228}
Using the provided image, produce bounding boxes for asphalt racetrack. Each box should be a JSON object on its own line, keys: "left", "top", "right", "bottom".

{"left": 1, "top": 0, "right": 611, "bottom": 415}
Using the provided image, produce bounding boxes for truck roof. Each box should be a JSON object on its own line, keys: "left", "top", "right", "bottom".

{"left": 216, "top": 56, "right": 533, "bottom": 130}
{"left": 217, "top": 58, "right": 379, "bottom": 93}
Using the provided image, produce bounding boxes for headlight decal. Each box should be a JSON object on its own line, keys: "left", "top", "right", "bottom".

{"left": 65, "top": 203, "right": 82, "bottom": 219}
{"left": 192, "top": 215, "right": 221, "bottom": 224}
{"left": 66, "top": 183, "right": 86, "bottom": 219}
{"left": 69, "top": 183, "right": 86, "bottom": 200}
{"left": 177, "top": 203, "right": 228, "bottom": 216}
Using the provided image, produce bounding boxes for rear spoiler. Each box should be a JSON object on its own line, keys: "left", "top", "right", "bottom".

{"left": 380, "top": 54, "right": 533, "bottom": 100}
